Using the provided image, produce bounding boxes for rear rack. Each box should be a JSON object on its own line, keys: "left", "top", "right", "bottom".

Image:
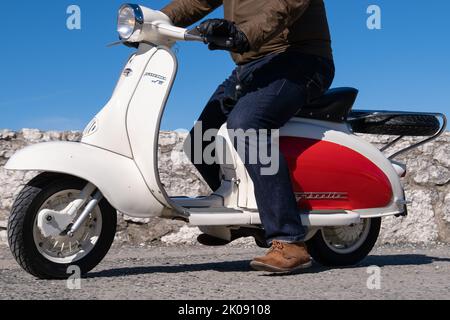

{"left": 348, "top": 110, "right": 447, "bottom": 159}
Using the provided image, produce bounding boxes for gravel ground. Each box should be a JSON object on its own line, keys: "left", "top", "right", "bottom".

{"left": 0, "top": 244, "right": 449, "bottom": 300}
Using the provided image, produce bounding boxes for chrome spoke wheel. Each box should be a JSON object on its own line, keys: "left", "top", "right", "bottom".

{"left": 33, "top": 190, "right": 103, "bottom": 264}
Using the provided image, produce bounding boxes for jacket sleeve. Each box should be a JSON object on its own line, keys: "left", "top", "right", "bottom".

{"left": 161, "top": 0, "right": 223, "bottom": 27}
{"left": 238, "top": 0, "right": 312, "bottom": 51}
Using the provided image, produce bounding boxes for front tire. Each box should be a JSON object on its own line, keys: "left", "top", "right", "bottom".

{"left": 8, "top": 173, "right": 117, "bottom": 279}
{"left": 306, "top": 218, "right": 381, "bottom": 267}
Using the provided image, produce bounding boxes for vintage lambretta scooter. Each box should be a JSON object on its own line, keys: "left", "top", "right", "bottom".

{"left": 5, "top": 4, "right": 446, "bottom": 279}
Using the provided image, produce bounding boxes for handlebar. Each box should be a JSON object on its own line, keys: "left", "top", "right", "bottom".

{"left": 184, "top": 27, "right": 232, "bottom": 48}
{"left": 184, "top": 33, "right": 204, "bottom": 42}
{"left": 118, "top": 24, "right": 228, "bottom": 47}
{"left": 184, "top": 28, "right": 205, "bottom": 42}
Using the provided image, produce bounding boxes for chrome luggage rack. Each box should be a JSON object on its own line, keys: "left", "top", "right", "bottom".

{"left": 348, "top": 110, "right": 447, "bottom": 159}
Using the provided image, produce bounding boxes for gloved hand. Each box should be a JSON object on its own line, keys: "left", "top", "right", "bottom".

{"left": 197, "top": 19, "right": 250, "bottom": 54}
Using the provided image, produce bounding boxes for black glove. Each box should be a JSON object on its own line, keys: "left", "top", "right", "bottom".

{"left": 197, "top": 19, "right": 250, "bottom": 54}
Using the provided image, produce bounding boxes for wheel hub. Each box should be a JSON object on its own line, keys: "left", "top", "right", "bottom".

{"left": 33, "top": 190, "right": 102, "bottom": 264}
{"left": 322, "top": 219, "right": 371, "bottom": 254}
{"left": 37, "top": 208, "right": 74, "bottom": 238}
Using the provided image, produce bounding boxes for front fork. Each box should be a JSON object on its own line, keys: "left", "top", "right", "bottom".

{"left": 67, "top": 188, "right": 103, "bottom": 237}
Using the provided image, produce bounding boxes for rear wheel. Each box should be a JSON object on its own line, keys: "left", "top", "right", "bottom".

{"left": 8, "top": 173, "right": 117, "bottom": 279}
{"left": 306, "top": 218, "right": 381, "bottom": 266}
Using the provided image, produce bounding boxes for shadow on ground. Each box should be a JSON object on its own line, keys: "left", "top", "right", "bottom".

{"left": 87, "top": 254, "right": 450, "bottom": 279}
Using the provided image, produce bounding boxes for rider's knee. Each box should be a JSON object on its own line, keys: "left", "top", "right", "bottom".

{"left": 227, "top": 113, "right": 260, "bottom": 131}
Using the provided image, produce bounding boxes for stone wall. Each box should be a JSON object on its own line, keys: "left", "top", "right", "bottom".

{"left": 0, "top": 129, "right": 449, "bottom": 246}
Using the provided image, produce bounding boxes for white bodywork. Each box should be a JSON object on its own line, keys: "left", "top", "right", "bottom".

{"left": 6, "top": 45, "right": 177, "bottom": 218}
{"left": 5, "top": 10, "right": 406, "bottom": 234}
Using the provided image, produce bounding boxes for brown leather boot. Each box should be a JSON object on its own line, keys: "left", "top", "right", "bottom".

{"left": 250, "top": 240, "right": 312, "bottom": 273}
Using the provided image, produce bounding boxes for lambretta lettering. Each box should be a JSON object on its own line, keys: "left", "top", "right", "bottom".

{"left": 295, "top": 192, "right": 349, "bottom": 201}
{"left": 144, "top": 72, "right": 167, "bottom": 81}
{"left": 144, "top": 72, "right": 167, "bottom": 85}
{"left": 178, "top": 305, "right": 213, "bottom": 318}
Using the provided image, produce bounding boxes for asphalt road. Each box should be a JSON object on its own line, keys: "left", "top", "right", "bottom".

{"left": 0, "top": 244, "right": 449, "bottom": 300}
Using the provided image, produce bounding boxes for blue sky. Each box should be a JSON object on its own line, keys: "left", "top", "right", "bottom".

{"left": 0, "top": 0, "right": 449, "bottom": 131}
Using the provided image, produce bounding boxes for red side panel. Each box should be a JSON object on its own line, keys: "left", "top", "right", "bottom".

{"left": 280, "top": 137, "right": 393, "bottom": 211}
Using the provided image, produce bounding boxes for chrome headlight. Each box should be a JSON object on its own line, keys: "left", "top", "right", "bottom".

{"left": 117, "top": 4, "right": 144, "bottom": 41}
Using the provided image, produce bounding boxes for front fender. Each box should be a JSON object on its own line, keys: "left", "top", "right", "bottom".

{"left": 5, "top": 141, "right": 168, "bottom": 217}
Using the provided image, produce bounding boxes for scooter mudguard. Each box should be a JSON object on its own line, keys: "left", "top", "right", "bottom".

{"left": 4, "top": 141, "right": 167, "bottom": 218}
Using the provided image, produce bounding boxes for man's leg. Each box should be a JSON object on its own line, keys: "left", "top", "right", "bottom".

{"left": 226, "top": 76, "right": 308, "bottom": 245}
{"left": 226, "top": 52, "right": 334, "bottom": 271}
{"left": 186, "top": 71, "right": 238, "bottom": 191}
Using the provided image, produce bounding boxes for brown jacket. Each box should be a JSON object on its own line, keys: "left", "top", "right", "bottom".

{"left": 162, "top": 0, "right": 333, "bottom": 65}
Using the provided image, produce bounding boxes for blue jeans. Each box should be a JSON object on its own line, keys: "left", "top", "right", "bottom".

{"left": 187, "top": 51, "right": 335, "bottom": 245}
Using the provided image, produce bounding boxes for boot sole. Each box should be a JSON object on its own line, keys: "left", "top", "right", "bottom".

{"left": 250, "top": 260, "right": 313, "bottom": 273}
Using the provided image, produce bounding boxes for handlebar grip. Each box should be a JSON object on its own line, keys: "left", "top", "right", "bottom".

{"left": 185, "top": 28, "right": 232, "bottom": 48}
{"left": 185, "top": 28, "right": 205, "bottom": 42}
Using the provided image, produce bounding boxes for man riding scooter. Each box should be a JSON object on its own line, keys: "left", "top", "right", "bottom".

{"left": 161, "top": 0, "right": 335, "bottom": 273}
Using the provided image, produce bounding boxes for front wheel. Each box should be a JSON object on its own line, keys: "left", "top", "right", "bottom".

{"left": 8, "top": 173, "right": 117, "bottom": 279}
{"left": 306, "top": 218, "right": 381, "bottom": 267}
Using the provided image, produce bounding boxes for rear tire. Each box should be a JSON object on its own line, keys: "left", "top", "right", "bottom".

{"left": 306, "top": 218, "right": 381, "bottom": 267}
{"left": 8, "top": 173, "right": 117, "bottom": 279}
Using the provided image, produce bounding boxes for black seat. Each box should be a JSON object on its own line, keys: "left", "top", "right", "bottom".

{"left": 295, "top": 87, "right": 359, "bottom": 122}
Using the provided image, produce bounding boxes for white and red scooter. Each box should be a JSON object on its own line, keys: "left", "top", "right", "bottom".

{"left": 5, "top": 4, "right": 446, "bottom": 279}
